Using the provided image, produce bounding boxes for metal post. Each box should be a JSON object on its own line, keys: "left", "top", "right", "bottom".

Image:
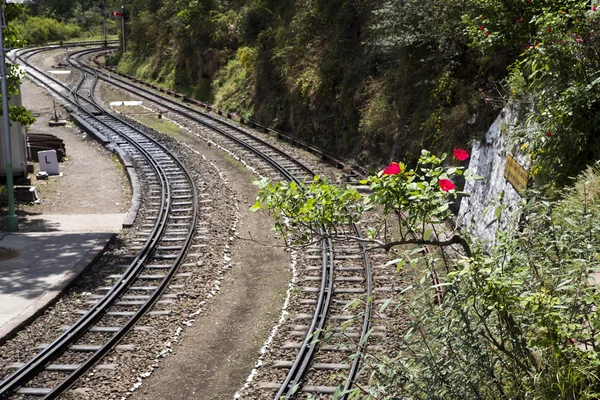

{"left": 121, "top": 5, "right": 126, "bottom": 53}
{"left": 0, "top": 2, "right": 17, "bottom": 231}
{"left": 102, "top": 1, "right": 107, "bottom": 47}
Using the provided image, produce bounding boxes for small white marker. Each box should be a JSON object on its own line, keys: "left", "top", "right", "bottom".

{"left": 110, "top": 101, "right": 143, "bottom": 106}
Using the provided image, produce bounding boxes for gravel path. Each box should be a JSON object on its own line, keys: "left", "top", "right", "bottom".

{"left": 8, "top": 77, "right": 130, "bottom": 226}
{"left": 1, "top": 47, "right": 401, "bottom": 400}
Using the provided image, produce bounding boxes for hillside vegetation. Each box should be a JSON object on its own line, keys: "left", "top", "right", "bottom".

{"left": 16, "top": 2, "right": 600, "bottom": 398}
{"left": 113, "top": 0, "right": 600, "bottom": 189}
{"left": 16, "top": 0, "right": 118, "bottom": 44}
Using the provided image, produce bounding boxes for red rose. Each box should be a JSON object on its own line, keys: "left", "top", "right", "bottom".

{"left": 383, "top": 162, "right": 401, "bottom": 176}
{"left": 485, "top": 31, "right": 489, "bottom": 37}
{"left": 479, "top": 25, "right": 484, "bottom": 30}
{"left": 453, "top": 148, "right": 470, "bottom": 161}
{"left": 546, "top": 131, "right": 552, "bottom": 137}
{"left": 569, "top": 338, "right": 575, "bottom": 344}
{"left": 439, "top": 179, "right": 457, "bottom": 192}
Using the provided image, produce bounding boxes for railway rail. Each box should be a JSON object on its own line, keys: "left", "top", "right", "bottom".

{"left": 1, "top": 43, "right": 385, "bottom": 399}
{"left": 0, "top": 44, "right": 198, "bottom": 399}
{"left": 66, "top": 47, "right": 318, "bottom": 184}
{"left": 74, "top": 47, "right": 377, "bottom": 397}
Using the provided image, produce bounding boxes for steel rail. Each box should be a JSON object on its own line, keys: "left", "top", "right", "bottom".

{"left": 72, "top": 66, "right": 103, "bottom": 114}
{"left": 23, "top": 44, "right": 372, "bottom": 399}
{"left": 75, "top": 46, "right": 374, "bottom": 399}
{"left": 341, "top": 222, "right": 373, "bottom": 398}
{"left": 0, "top": 47, "right": 198, "bottom": 399}
{"left": 275, "top": 233, "right": 335, "bottom": 398}
{"left": 68, "top": 48, "right": 316, "bottom": 180}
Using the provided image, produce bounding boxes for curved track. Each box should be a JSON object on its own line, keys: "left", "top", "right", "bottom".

{"left": 78, "top": 47, "right": 375, "bottom": 397}
{"left": 0, "top": 45, "right": 198, "bottom": 399}
{"left": 3, "top": 44, "right": 377, "bottom": 399}
{"left": 76, "top": 46, "right": 377, "bottom": 398}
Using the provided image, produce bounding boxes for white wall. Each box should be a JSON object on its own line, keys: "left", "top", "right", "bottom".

{"left": 459, "top": 106, "right": 529, "bottom": 246}
{"left": 0, "top": 92, "right": 27, "bottom": 178}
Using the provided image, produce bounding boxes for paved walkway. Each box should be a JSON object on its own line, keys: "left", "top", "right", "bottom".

{"left": 0, "top": 214, "right": 124, "bottom": 343}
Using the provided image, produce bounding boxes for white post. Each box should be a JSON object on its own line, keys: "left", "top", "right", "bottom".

{"left": 121, "top": 5, "right": 126, "bottom": 52}
{"left": 0, "top": 1, "right": 17, "bottom": 231}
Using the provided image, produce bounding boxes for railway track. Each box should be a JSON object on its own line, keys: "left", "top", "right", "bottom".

{"left": 69, "top": 47, "right": 317, "bottom": 184}
{"left": 2, "top": 43, "right": 390, "bottom": 399}
{"left": 0, "top": 45, "right": 199, "bottom": 399}
{"left": 71, "top": 48, "right": 380, "bottom": 397}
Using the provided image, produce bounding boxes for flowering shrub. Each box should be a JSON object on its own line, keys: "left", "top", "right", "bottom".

{"left": 364, "top": 150, "right": 476, "bottom": 237}
{"left": 253, "top": 151, "right": 600, "bottom": 399}
{"left": 464, "top": 0, "right": 600, "bottom": 188}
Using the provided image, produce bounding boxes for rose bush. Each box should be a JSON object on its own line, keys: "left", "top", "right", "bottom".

{"left": 253, "top": 150, "right": 600, "bottom": 399}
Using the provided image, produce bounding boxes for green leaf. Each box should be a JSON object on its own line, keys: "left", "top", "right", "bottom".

{"left": 423, "top": 228, "right": 433, "bottom": 241}
{"left": 379, "top": 298, "right": 393, "bottom": 313}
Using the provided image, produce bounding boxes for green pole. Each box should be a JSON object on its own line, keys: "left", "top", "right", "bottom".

{"left": 0, "top": 2, "right": 17, "bottom": 232}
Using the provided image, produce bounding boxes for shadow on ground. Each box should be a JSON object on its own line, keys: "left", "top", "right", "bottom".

{"left": 0, "top": 210, "right": 61, "bottom": 232}
{"left": 0, "top": 232, "right": 105, "bottom": 300}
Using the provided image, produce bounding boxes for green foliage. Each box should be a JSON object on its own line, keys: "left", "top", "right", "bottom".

{"left": 465, "top": 0, "right": 600, "bottom": 189}
{"left": 117, "top": 0, "right": 241, "bottom": 100}
{"left": 25, "top": 0, "right": 93, "bottom": 22}
{"left": 118, "top": 0, "right": 600, "bottom": 189}
{"left": 364, "top": 169, "right": 600, "bottom": 399}
{"left": 20, "top": 1, "right": 114, "bottom": 43}
{"left": 238, "top": 2, "right": 271, "bottom": 44}
{"left": 212, "top": 46, "right": 257, "bottom": 117}
{"left": 358, "top": 0, "right": 499, "bottom": 166}
{"left": 3, "top": 4, "right": 34, "bottom": 128}
{"left": 252, "top": 176, "right": 365, "bottom": 245}
{"left": 13, "top": 16, "right": 81, "bottom": 44}
{"left": 254, "top": 152, "right": 600, "bottom": 399}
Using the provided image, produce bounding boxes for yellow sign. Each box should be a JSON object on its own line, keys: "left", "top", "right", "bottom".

{"left": 504, "top": 155, "right": 528, "bottom": 194}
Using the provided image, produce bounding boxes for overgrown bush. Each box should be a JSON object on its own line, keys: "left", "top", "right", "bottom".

{"left": 253, "top": 152, "right": 600, "bottom": 399}
{"left": 464, "top": 0, "right": 600, "bottom": 190}
{"left": 14, "top": 16, "right": 81, "bottom": 44}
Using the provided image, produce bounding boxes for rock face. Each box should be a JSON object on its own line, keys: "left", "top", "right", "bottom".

{"left": 459, "top": 106, "right": 529, "bottom": 246}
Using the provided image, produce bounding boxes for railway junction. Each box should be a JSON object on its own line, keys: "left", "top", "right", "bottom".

{"left": 0, "top": 43, "right": 400, "bottom": 399}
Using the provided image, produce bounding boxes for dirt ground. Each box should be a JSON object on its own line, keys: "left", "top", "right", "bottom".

{"left": 119, "top": 98, "right": 291, "bottom": 400}
{"left": 11, "top": 52, "right": 291, "bottom": 399}
{"left": 0, "top": 78, "right": 130, "bottom": 229}
{"left": 129, "top": 144, "right": 290, "bottom": 400}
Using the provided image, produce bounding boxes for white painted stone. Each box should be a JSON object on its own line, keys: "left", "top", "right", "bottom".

{"left": 459, "top": 106, "right": 529, "bottom": 246}
{"left": 110, "top": 101, "right": 143, "bottom": 106}
{"left": 48, "top": 70, "right": 71, "bottom": 75}
{"left": 37, "top": 150, "right": 60, "bottom": 175}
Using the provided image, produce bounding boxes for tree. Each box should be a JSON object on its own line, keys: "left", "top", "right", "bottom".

{"left": 5, "top": 3, "right": 34, "bottom": 127}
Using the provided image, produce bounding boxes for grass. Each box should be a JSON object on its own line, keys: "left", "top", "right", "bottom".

{"left": 52, "top": 34, "right": 120, "bottom": 44}
{"left": 130, "top": 113, "right": 183, "bottom": 140}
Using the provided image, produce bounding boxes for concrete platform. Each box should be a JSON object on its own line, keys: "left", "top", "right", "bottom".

{"left": 13, "top": 213, "right": 128, "bottom": 233}
{"left": 0, "top": 214, "right": 123, "bottom": 343}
